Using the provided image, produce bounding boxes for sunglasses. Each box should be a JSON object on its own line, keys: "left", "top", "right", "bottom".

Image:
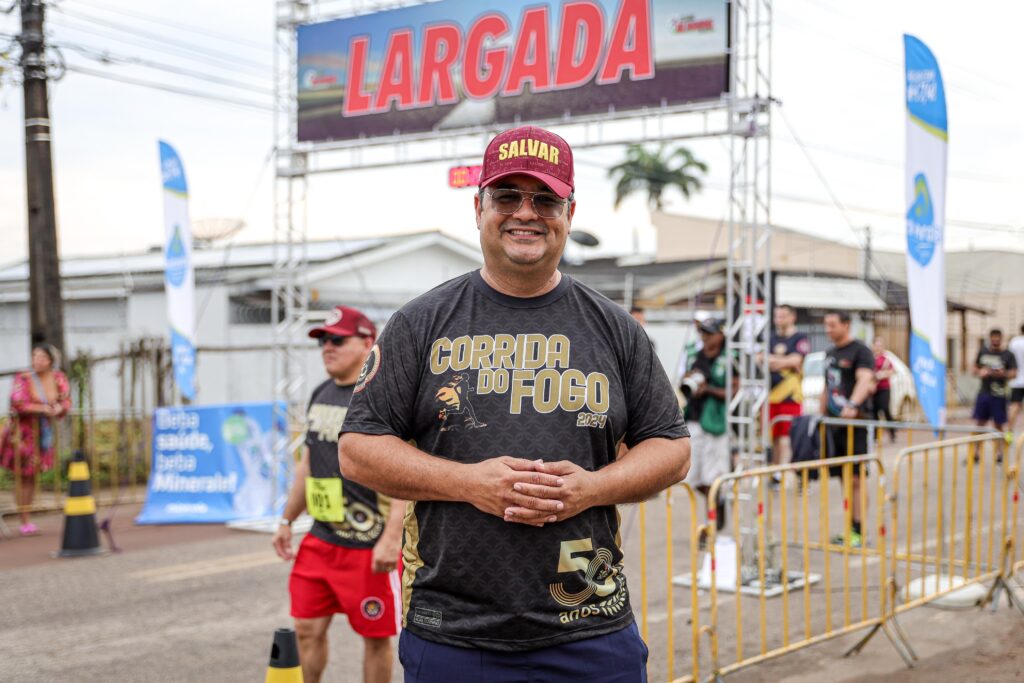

{"left": 318, "top": 335, "right": 351, "bottom": 347}
{"left": 485, "top": 188, "right": 567, "bottom": 218}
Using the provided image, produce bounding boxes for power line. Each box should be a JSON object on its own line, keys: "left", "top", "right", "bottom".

{"left": 57, "top": 41, "right": 273, "bottom": 96}
{"left": 55, "top": 6, "right": 271, "bottom": 71}
{"left": 49, "top": 15, "right": 269, "bottom": 78}
{"left": 773, "top": 192, "right": 1022, "bottom": 235}
{"left": 75, "top": 0, "right": 269, "bottom": 50}
{"left": 64, "top": 63, "right": 275, "bottom": 113}
{"left": 777, "top": 108, "right": 898, "bottom": 279}
{"left": 774, "top": 135, "right": 1017, "bottom": 185}
{"left": 578, "top": 156, "right": 1022, "bottom": 237}
{"left": 573, "top": 152, "right": 1023, "bottom": 237}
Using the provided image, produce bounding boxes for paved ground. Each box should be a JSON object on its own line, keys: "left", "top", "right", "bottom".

{"left": 0, "top": 504, "right": 385, "bottom": 683}
{"left": 1, "top": 424, "right": 1022, "bottom": 682}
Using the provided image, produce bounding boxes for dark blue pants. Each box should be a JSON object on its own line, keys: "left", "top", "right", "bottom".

{"left": 400, "top": 622, "right": 649, "bottom": 683}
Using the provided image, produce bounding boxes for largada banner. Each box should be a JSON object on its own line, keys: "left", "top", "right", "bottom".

{"left": 137, "top": 403, "right": 288, "bottom": 524}
{"left": 159, "top": 141, "right": 197, "bottom": 401}
{"left": 297, "top": 0, "right": 729, "bottom": 143}
{"left": 904, "top": 35, "right": 947, "bottom": 427}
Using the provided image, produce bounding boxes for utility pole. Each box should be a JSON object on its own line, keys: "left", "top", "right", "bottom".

{"left": 861, "top": 225, "right": 872, "bottom": 280}
{"left": 19, "top": 0, "right": 65, "bottom": 357}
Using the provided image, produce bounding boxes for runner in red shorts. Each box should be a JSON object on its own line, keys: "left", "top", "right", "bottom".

{"left": 767, "top": 305, "right": 810, "bottom": 467}
{"left": 272, "top": 306, "right": 406, "bottom": 683}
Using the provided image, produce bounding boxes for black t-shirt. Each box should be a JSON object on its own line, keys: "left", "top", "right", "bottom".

{"left": 824, "top": 339, "right": 874, "bottom": 417}
{"left": 976, "top": 347, "right": 1017, "bottom": 398}
{"left": 343, "top": 270, "right": 688, "bottom": 651}
{"left": 769, "top": 332, "right": 810, "bottom": 404}
{"left": 305, "top": 379, "right": 390, "bottom": 548}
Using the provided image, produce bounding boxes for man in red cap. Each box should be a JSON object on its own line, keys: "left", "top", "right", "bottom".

{"left": 272, "top": 304, "right": 406, "bottom": 683}
{"left": 340, "top": 126, "right": 691, "bottom": 682}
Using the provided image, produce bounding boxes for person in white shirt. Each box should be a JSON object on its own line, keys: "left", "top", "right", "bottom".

{"left": 1008, "top": 324, "right": 1024, "bottom": 433}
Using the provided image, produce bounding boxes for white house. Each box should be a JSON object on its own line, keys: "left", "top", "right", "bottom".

{"left": 0, "top": 230, "right": 484, "bottom": 412}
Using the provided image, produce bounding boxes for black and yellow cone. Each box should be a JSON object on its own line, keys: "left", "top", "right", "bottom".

{"left": 56, "top": 451, "right": 105, "bottom": 558}
{"left": 264, "top": 628, "right": 302, "bottom": 683}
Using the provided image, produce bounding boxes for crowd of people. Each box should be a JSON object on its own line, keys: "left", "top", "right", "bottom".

{"left": 679, "top": 307, "right": 877, "bottom": 547}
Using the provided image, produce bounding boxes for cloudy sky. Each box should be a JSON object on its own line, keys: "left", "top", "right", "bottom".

{"left": 1, "top": 0, "right": 1021, "bottom": 266}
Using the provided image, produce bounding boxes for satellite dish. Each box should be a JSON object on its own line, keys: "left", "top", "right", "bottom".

{"left": 570, "top": 230, "right": 600, "bottom": 247}
{"left": 192, "top": 218, "right": 246, "bottom": 243}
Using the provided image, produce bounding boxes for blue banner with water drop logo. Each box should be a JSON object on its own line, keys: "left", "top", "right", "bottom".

{"left": 159, "top": 141, "right": 197, "bottom": 401}
{"left": 904, "top": 35, "right": 947, "bottom": 427}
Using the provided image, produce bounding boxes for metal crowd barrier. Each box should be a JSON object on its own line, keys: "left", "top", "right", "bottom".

{"left": 630, "top": 483, "right": 706, "bottom": 683}
{"left": 1014, "top": 435, "right": 1024, "bottom": 582}
{"left": 766, "top": 412, "right": 999, "bottom": 464}
{"left": 702, "top": 454, "right": 914, "bottom": 679}
{"left": 0, "top": 409, "right": 150, "bottom": 527}
{"left": 848, "top": 432, "right": 1024, "bottom": 662}
{"left": 629, "top": 426, "right": 1023, "bottom": 682}
{"left": 811, "top": 416, "right": 1000, "bottom": 458}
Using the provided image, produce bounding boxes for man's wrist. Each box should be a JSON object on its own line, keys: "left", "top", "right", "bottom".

{"left": 583, "top": 468, "right": 609, "bottom": 509}
{"left": 278, "top": 517, "right": 293, "bottom": 527}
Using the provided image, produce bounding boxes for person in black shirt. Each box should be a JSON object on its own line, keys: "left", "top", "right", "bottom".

{"left": 767, "top": 304, "right": 810, "bottom": 466}
{"left": 272, "top": 305, "right": 407, "bottom": 683}
{"left": 972, "top": 328, "right": 1018, "bottom": 437}
{"left": 340, "top": 126, "right": 690, "bottom": 682}
{"left": 821, "top": 311, "right": 876, "bottom": 549}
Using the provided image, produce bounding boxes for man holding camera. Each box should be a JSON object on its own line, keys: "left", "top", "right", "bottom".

{"left": 681, "top": 318, "right": 731, "bottom": 541}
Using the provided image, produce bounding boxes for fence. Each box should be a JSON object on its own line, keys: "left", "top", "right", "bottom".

{"left": 626, "top": 484, "right": 708, "bottom": 682}
{"left": 0, "top": 409, "right": 150, "bottom": 526}
{"left": 705, "top": 454, "right": 916, "bottom": 678}
{"left": 628, "top": 426, "right": 1023, "bottom": 682}
{"left": 766, "top": 413, "right": 999, "bottom": 463}
{"left": 1016, "top": 435, "right": 1024, "bottom": 581}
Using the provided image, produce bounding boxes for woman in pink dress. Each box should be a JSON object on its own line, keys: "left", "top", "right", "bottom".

{"left": 1, "top": 344, "right": 72, "bottom": 535}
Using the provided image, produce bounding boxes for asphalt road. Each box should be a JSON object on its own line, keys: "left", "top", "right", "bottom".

{"left": 1, "top": 427, "right": 1022, "bottom": 682}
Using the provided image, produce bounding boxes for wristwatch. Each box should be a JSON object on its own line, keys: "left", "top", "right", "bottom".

{"left": 278, "top": 517, "right": 293, "bottom": 527}
{"left": 848, "top": 402, "right": 861, "bottom": 411}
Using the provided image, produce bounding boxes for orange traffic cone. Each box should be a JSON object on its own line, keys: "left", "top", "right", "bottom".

{"left": 264, "top": 628, "right": 302, "bottom": 682}
{"left": 56, "top": 451, "right": 105, "bottom": 558}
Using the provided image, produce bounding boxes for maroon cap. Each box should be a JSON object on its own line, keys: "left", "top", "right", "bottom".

{"left": 479, "top": 126, "right": 574, "bottom": 198}
{"left": 308, "top": 305, "right": 377, "bottom": 340}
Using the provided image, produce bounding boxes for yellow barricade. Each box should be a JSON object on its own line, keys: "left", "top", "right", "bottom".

{"left": 767, "top": 412, "right": 998, "bottom": 464}
{"left": 630, "top": 429, "right": 1023, "bottom": 681}
{"left": 1014, "top": 435, "right": 1024, "bottom": 581}
{"left": 702, "top": 454, "right": 914, "bottom": 680}
{"left": 630, "top": 484, "right": 706, "bottom": 683}
{"left": 869, "top": 432, "right": 1024, "bottom": 658}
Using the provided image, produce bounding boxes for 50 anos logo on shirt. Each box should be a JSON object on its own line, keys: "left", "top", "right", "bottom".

{"left": 549, "top": 538, "right": 627, "bottom": 624}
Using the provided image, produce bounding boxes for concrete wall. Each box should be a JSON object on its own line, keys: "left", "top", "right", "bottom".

{"left": 652, "top": 211, "right": 864, "bottom": 276}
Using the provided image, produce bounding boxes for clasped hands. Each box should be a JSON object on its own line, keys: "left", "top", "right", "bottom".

{"left": 467, "top": 456, "right": 595, "bottom": 528}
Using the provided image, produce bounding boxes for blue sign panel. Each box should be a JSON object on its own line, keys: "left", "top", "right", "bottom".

{"left": 137, "top": 402, "right": 289, "bottom": 524}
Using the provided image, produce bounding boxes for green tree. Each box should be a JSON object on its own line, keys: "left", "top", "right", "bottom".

{"left": 608, "top": 144, "right": 708, "bottom": 211}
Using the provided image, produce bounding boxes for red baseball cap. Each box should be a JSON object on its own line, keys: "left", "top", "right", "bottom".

{"left": 308, "top": 305, "right": 377, "bottom": 340}
{"left": 479, "top": 125, "right": 574, "bottom": 198}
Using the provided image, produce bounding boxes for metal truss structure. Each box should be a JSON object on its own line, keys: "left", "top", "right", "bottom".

{"left": 726, "top": 0, "right": 773, "bottom": 466}
{"left": 271, "top": 0, "right": 774, "bottom": 530}
{"left": 271, "top": 0, "right": 312, "bottom": 512}
{"left": 724, "top": 0, "right": 779, "bottom": 586}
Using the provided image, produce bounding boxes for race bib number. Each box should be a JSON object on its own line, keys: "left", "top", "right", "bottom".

{"left": 306, "top": 477, "right": 345, "bottom": 522}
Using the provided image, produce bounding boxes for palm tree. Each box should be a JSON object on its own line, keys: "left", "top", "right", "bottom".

{"left": 607, "top": 144, "right": 708, "bottom": 211}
